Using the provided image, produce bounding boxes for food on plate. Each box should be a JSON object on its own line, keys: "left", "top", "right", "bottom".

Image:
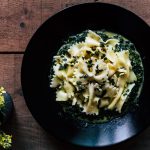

{"left": 50, "top": 30, "right": 143, "bottom": 122}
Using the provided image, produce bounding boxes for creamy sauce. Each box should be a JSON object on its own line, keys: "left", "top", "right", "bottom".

{"left": 51, "top": 30, "right": 144, "bottom": 124}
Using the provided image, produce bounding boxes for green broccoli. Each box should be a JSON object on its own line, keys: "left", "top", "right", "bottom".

{"left": 0, "top": 132, "right": 12, "bottom": 149}
{"left": 0, "top": 87, "right": 12, "bottom": 149}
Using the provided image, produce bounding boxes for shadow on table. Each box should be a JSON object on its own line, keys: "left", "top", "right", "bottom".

{"left": 3, "top": 108, "right": 150, "bottom": 150}
{"left": 47, "top": 127, "right": 150, "bottom": 150}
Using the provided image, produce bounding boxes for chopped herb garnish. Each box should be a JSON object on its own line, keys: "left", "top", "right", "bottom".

{"left": 97, "top": 32, "right": 109, "bottom": 41}
{"left": 96, "top": 66, "right": 103, "bottom": 75}
{"left": 86, "top": 51, "right": 92, "bottom": 55}
{"left": 62, "top": 58, "right": 67, "bottom": 61}
{"left": 101, "top": 90, "right": 107, "bottom": 97}
{"left": 101, "top": 54, "right": 105, "bottom": 59}
{"left": 91, "top": 46, "right": 96, "bottom": 50}
{"left": 115, "top": 44, "right": 121, "bottom": 52}
{"left": 129, "top": 43, "right": 135, "bottom": 50}
{"left": 100, "top": 42, "right": 105, "bottom": 47}
{"left": 59, "top": 63, "right": 68, "bottom": 70}
{"left": 87, "top": 59, "right": 93, "bottom": 68}
{"left": 95, "top": 50, "right": 99, "bottom": 56}
{"left": 103, "top": 57, "right": 107, "bottom": 61}
{"left": 76, "top": 81, "right": 82, "bottom": 85}
{"left": 123, "top": 93, "right": 127, "bottom": 96}
{"left": 81, "top": 74, "right": 88, "bottom": 78}
{"left": 110, "top": 78, "right": 115, "bottom": 85}
{"left": 76, "top": 81, "right": 85, "bottom": 92}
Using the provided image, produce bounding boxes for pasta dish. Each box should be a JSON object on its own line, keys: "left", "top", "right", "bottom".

{"left": 50, "top": 30, "right": 143, "bottom": 121}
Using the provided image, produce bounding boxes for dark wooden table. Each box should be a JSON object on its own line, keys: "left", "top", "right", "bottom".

{"left": 0, "top": 0, "right": 150, "bottom": 149}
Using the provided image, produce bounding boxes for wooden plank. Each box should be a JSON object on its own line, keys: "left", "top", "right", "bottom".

{"left": 0, "top": 54, "right": 61, "bottom": 150}
{"left": 0, "top": 54, "right": 15, "bottom": 94}
{"left": 0, "top": 0, "right": 61, "bottom": 52}
{"left": 0, "top": 0, "right": 150, "bottom": 52}
{"left": 0, "top": 54, "right": 149, "bottom": 149}
{"left": 61, "top": 0, "right": 150, "bottom": 25}
{"left": 41, "top": 0, "right": 61, "bottom": 22}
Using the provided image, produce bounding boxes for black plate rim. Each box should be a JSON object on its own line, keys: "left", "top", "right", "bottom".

{"left": 21, "top": 2, "right": 150, "bottom": 148}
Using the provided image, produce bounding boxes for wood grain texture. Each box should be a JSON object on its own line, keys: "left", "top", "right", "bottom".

{"left": 0, "top": 0, "right": 150, "bottom": 149}
{"left": 61, "top": 0, "right": 150, "bottom": 25}
{"left": 0, "top": 0, "right": 150, "bottom": 52}
{"left": 1, "top": 55, "right": 150, "bottom": 149}
{"left": 0, "top": 55, "right": 149, "bottom": 149}
{"left": 0, "top": 0, "right": 61, "bottom": 52}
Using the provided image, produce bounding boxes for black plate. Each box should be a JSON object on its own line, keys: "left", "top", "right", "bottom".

{"left": 21, "top": 3, "right": 150, "bottom": 147}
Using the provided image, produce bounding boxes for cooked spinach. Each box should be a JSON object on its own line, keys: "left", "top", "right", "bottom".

{"left": 59, "top": 63, "right": 68, "bottom": 70}
{"left": 51, "top": 30, "right": 144, "bottom": 124}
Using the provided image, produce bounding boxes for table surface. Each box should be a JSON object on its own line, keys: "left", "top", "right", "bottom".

{"left": 0, "top": 0, "right": 150, "bottom": 149}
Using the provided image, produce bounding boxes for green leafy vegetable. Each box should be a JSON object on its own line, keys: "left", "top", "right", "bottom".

{"left": 59, "top": 63, "right": 68, "bottom": 70}
{"left": 0, "top": 132, "right": 12, "bottom": 149}
{"left": 0, "top": 87, "right": 12, "bottom": 149}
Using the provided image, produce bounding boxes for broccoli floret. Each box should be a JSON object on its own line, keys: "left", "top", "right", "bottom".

{"left": 0, "top": 132, "right": 12, "bottom": 149}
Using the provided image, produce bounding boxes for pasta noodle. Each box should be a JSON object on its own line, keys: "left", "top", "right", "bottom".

{"left": 50, "top": 30, "right": 138, "bottom": 116}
